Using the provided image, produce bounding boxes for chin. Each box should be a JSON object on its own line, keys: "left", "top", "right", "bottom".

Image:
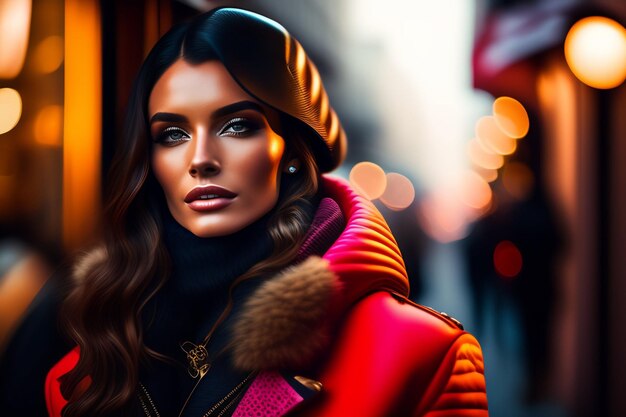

{"left": 186, "top": 218, "right": 250, "bottom": 238}
{"left": 188, "top": 225, "right": 237, "bottom": 238}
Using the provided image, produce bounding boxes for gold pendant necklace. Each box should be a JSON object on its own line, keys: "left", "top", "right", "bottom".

{"left": 174, "top": 264, "right": 265, "bottom": 417}
{"left": 180, "top": 341, "right": 211, "bottom": 378}
{"left": 179, "top": 270, "right": 252, "bottom": 380}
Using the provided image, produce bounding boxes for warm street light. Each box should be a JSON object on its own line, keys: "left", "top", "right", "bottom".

{"left": 0, "top": 0, "right": 32, "bottom": 79}
{"left": 564, "top": 16, "right": 626, "bottom": 89}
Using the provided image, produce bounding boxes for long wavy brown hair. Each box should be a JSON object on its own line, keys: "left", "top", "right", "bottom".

{"left": 59, "top": 18, "right": 321, "bottom": 417}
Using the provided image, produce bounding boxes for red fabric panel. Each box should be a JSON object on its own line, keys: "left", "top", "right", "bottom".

{"left": 45, "top": 347, "right": 79, "bottom": 417}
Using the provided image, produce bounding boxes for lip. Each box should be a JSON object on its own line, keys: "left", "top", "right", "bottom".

{"left": 184, "top": 185, "right": 237, "bottom": 212}
{"left": 185, "top": 185, "right": 237, "bottom": 203}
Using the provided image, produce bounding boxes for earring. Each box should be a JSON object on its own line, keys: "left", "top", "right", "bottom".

{"left": 285, "top": 159, "right": 300, "bottom": 174}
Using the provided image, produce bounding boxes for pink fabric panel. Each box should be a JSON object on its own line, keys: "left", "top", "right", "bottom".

{"left": 233, "top": 371, "right": 303, "bottom": 417}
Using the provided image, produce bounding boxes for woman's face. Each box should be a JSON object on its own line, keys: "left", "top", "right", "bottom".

{"left": 149, "top": 59, "right": 286, "bottom": 237}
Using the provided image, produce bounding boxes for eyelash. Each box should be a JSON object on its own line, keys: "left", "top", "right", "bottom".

{"left": 218, "top": 117, "right": 259, "bottom": 137}
{"left": 154, "top": 126, "right": 190, "bottom": 145}
{"left": 153, "top": 117, "right": 260, "bottom": 145}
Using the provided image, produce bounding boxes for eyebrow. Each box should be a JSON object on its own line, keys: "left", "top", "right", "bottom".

{"left": 149, "top": 100, "right": 266, "bottom": 126}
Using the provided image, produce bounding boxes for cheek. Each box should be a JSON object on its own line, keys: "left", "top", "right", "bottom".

{"left": 240, "top": 136, "right": 285, "bottom": 189}
{"left": 151, "top": 150, "right": 178, "bottom": 197}
{"left": 267, "top": 134, "right": 285, "bottom": 163}
{"left": 256, "top": 136, "right": 285, "bottom": 189}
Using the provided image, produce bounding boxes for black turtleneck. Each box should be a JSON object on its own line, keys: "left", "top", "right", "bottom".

{"left": 136, "top": 189, "right": 347, "bottom": 417}
{"left": 140, "top": 207, "right": 276, "bottom": 416}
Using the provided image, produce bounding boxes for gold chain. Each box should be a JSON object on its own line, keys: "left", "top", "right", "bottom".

{"left": 137, "top": 372, "right": 256, "bottom": 417}
{"left": 202, "top": 372, "right": 256, "bottom": 417}
{"left": 138, "top": 383, "right": 161, "bottom": 417}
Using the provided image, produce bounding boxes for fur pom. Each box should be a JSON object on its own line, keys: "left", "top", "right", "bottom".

{"left": 72, "top": 246, "right": 107, "bottom": 283}
{"left": 231, "top": 256, "right": 338, "bottom": 371}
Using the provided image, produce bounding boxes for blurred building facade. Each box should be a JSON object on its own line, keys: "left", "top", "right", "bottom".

{"left": 473, "top": 0, "right": 626, "bottom": 416}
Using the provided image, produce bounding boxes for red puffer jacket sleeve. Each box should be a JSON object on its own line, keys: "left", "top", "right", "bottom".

{"left": 414, "top": 333, "right": 488, "bottom": 416}
{"left": 45, "top": 347, "right": 79, "bottom": 417}
{"left": 301, "top": 292, "right": 488, "bottom": 417}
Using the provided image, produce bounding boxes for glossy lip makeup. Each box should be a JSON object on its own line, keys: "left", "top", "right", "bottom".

{"left": 184, "top": 185, "right": 237, "bottom": 212}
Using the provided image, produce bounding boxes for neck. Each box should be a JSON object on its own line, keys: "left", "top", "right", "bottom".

{"left": 161, "top": 209, "right": 274, "bottom": 301}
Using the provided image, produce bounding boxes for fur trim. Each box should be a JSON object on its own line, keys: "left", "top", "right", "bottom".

{"left": 72, "top": 246, "right": 107, "bottom": 283}
{"left": 231, "top": 256, "right": 339, "bottom": 371}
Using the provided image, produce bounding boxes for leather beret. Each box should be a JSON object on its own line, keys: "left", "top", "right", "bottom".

{"left": 182, "top": 8, "right": 347, "bottom": 172}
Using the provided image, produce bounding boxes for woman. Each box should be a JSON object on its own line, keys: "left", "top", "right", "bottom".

{"left": 46, "top": 7, "right": 488, "bottom": 417}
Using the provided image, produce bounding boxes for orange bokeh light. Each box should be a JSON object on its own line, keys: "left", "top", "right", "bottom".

{"left": 379, "top": 172, "right": 415, "bottom": 211}
{"left": 34, "top": 105, "right": 63, "bottom": 146}
{"left": 475, "top": 116, "right": 517, "bottom": 155}
{"left": 564, "top": 16, "right": 626, "bottom": 89}
{"left": 0, "top": 0, "right": 31, "bottom": 79}
{"left": 0, "top": 88, "right": 22, "bottom": 134}
{"left": 467, "top": 137, "right": 504, "bottom": 170}
{"left": 472, "top": 164, "right": 498, "bottom": 183}
{"left": 493, "top": 96, "right": 529, "bottom": 139}
{"left": 349, "top": 161, "right": 387, "bottom": 200}
{"left": 458, "top": 170, "right": 492, "bottom": 210}
{"left": 31, "top": 35, "right": 64, "bottom": 74}
{"left": 493, "top": 240, "right": 523, "bottom": 278}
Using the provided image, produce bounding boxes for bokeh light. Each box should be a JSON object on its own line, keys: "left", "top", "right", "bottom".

{"left": 349, "top": 161, "right": 387, "bottom": 200}
{"left": 34, "top": 105, "right": 63, "bottom": 146}
{"left": 379, "top": 172, "right": 415, "bottom": 211}
{"left": 0, "top": 88, "right": 23, "bottom": 134}
{"left": 564, "top": 16, "right": 626, "bottom": 89}
{"left": 31, "top": 35, "right": 64, "bottom": 74}
{"left": 493, "top": 240, "right": 523, "bottom": 278}
{"left": 418, "top": 190, "right": 470, "bottom": 243}
{"left": 493, "top": 96, "right": 529, "bottom": 139}
{"left": 475, "top": 116, "right": 517, "bottom": 155}
{"left": 502, "top": 162, "right": 535, "bottom": 201}
{"left": 473, "top": 164, "right": 499, "bottom": 183}
{"left": 467, "top": 137, "right": 504, "bottom": 170}
{"left": 0, "top": 0, "right": 32, "bottom": 78}
{"left": 458, "top": 170, "right": 492, "bottom": 210}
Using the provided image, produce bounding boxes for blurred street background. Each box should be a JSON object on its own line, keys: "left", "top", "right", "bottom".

{"left": 1, "top": 1, "right": 625, "bottom": 416}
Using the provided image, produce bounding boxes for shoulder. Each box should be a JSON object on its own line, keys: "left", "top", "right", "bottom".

{"left": 318, "top": 292, "right": 487, "bottom": 415}
{"left": 325, "top": 291, "right": 471, "bottom": 379}
{"left": 342, "top": 291, "right": 465, "bottom": 345}
{"left": 351, "top": 292, "right": 488, "bottom": 414}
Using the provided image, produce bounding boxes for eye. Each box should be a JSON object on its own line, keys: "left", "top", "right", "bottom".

{"left": 219, "top": 117, "right": 260, "bottom": 137}
{"left": 154, "top": 127, "right": 190, "bottom": 145}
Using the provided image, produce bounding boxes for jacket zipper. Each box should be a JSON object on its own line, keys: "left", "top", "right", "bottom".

{"left": 137, "top": 372, "right": 255, "bottom": 417}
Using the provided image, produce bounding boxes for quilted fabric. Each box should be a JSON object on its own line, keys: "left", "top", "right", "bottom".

{"left": 321, "top": 176, "right": 410, "bottom": 313}
{"left": 232, "top": 372, "right": 303, "bottom": 417}
{"left": 419, "top": 336, "right": 488, "bottom": 417}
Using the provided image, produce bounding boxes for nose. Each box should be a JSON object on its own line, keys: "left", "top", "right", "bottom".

{"left": 188, "top": 133, "right": 220, "bottom": 177}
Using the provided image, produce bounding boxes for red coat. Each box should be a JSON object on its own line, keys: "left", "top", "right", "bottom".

{"left": 46, "top": 176, "right": 488, "bottom": 416}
